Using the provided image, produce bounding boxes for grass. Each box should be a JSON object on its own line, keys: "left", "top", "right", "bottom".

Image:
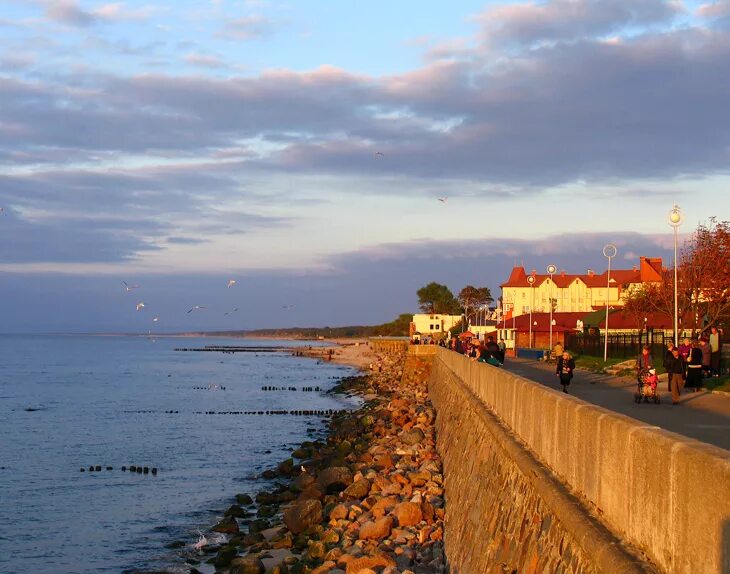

{"left": 703, "top": 375, "right": 730, "bottom": 393}
{"left": 572, "top": 354, "right": 629, "bottom": 373}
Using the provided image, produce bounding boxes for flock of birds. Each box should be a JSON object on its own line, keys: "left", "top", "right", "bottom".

{"left": 124, "top": 278, "right": 296, "bottom": 325}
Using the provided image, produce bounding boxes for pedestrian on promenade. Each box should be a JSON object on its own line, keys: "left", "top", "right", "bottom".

{"left": 497, "top": 338, "right": 507, "bottom": 364}
{"left": 678, "top": 337, "right": 692, "bottom": 363}
{"left": 636, "top": 345, "right": 653, "bottom": 381}
{"left": 685, "top": 340, "right": 704, "bottom": 392}
{"left": 699, "top": 337, "right": 712, "bottom": 378}
{"left": 663, "top": 341, "right": 676, "bottom": 392}
{"left": 665, "top": 347, "right": 686, "bottom": 405}
{"left": 709, "top": 327, "right": 721, "bottom": 377}
{"left": 556, "top": 351, "right": 575, "bottom": 393}
{"left": 485, "top": 336, "right": 500, "bottom": 361}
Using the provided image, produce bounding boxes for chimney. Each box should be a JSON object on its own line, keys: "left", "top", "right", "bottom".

{"left": 632, "top": 265, "right": 638, "bottom": 271}
{"left": 587, "top": 269, "right": 594, "bottom": 276}
{"left": 560, "top": 270, "right": 566, "bottom": 276}
{"left": 530, "top": 269, "right": 537, "bottom": 276}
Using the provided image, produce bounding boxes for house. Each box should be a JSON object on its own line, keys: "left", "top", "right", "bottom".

{"left": 495, "top": 312, "right": 588, "bottom": 350}
{"left": 410, "top": 314, "right": 462, "bottom": 338}
{"left": 500, "top": 257, "right": 663, "bottom": 319}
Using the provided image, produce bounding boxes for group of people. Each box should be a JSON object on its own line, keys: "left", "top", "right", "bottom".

{"left": 450, "top": 335, "right": 506, "bottom": 366}
{"left": 637, "top": 326, "right": 723, "bottom": 405}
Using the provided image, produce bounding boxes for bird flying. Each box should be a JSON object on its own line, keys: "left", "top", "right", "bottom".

{"left": 281, "top": 304, "right": 295, "bottom": 310}
{"left": 437, "top": 197, "right": 448, "bottom": 203}
{"left": 152, "top": 316, "right": 159, "bottom": 322}
{"left": 136, "top": 302, "right": 145, "bottom": 311}
{"left": 122, "top": 281, "right": 140, "bottom": 292}
{"left": 374, "top": 151, "right": 384, "bottom": 157}
{"left": 224, "top": 308, "right": 239, "bottom": 316}
{"left": 227, "top": 279, "right": 236, "bottom": 288}
{"left": 187, "top": 305, "right": 207, "bottom": 314}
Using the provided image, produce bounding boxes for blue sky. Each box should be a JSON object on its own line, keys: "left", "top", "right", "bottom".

{"left": 1, "top": 0, "right": 729, "bottom": 332}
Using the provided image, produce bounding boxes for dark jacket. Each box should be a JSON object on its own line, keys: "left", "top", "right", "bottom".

{"left": 556, "top": 356, "right": 575, "bottom": 379}
{"left": 665, "top": 354, "right": 685, "bottom": 376}
{"left": 637, "top": 353, "right": 653, "bottom": 370}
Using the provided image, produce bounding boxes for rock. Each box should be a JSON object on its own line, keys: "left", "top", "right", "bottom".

{"left": 359, "top": 415, "right": 375, "bottom": 428}
{"left": 262, "top": 469, "right": 278, "bottom": 479}
{"left": 278, "top": 458, "right": 294, "bottom": 475}
{"left": 312, "top": 561, "right": 337, "bottom": 574}
{"left": 242, "top": 532, "right": 265, "bottom": 546}
{"left": 316, "top": 466, "right": 354, "bottom": 494}
{"left": 283, "top": 499, "right": 323, "bottom": 534}
{"left": 255, "top": 491, "right": 278, "bottom": 505}
{"left": 213, "top": 545, "right": 238, "bottom": 567}
{"left": 212, "top": 516, "right": 239, "bottom": 534}
{"left": 400, "top": 428, "right": 425, "bottom": 445}
{"left": 393, "top": 502, "right": 423, "bottom": 527}
{"left": 407, "top": 470, "right": 431, "bottom": 486}
{"left": 297, "top": 484, "right": 324, "bottom": 501}
{"left": 270, "top": 532, "right": 294, "bottom": 549}
{"left": 345, "top": 553, "right": 396, "bottom": 574}
{"left": 248, "top": 518, "right": 270, "bottom": 533}
{"left": 328, "top": 503, "right": 349, "bottom": 521}
{"left": 229, "top": 555, "right": 266, "bottom": 574}
{"left": 307, "top": 540, "right": 326, "bottom": 560}
{"left": 225, "top": 504, "right": 249, "bottom": 518}
{"left": 236, "top": 493, "right": 254, "bottom": 505}
{"left": 358, "top": 516, "right": 393, "bottom": 540}
{"left": 343, "top": 478, "right": 371, "bottom": 500}
{"left": 291, "top": 472, "right": 315, "bottom": 492}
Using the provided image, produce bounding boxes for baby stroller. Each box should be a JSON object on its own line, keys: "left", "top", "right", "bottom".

{"left": 634, "top": 368, "right": 661, "bottom": 404}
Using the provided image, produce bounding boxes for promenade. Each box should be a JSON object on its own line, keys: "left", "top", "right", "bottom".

{"left": 507, "top": 357, "right": 730, "bottom": 451}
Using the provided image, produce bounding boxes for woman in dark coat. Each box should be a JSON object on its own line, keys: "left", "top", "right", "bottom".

{"left": 556, "top": 351, "right": 575, "bottom": 394}
{"left": 663, "top": 342, "right": 676, "bottom": 392}
{"left": 685, "top": 340, "right": 704, "bottom": 391}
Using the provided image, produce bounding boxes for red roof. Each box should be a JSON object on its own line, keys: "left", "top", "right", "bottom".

{"left": 496, "top": 312, "right": 588, "bottom": 332}
{"left": 500, "top": 257, "right": 663, "bottom": 289}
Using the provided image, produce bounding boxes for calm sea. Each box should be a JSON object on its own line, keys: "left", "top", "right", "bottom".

{"left": 0, "top": 335, "right": 358, "bottom": 574}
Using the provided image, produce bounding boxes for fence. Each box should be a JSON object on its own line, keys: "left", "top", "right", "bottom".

{"left": 564, "top": 331, "right": 673, "bottom": 361}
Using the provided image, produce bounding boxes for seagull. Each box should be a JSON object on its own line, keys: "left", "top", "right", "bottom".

{"left": 122, "top": 281, "right": 140, "bottom": 292}
{"left": 136, "top": 302, "right": 145, "bottom": 311}
{"left": 152, "top": 316, "right": 160, "bottom": 322}
{"left": 192, "top": 530, "right": 207, "bottom": 552}
{"left": 187, "top": 305, "right": 207, "bottom": 314}
{"left": 437, "top": 196, "right": 448, "bottom": 203}
{"left": 224, "top": 308, "right": 239, "bottom": 316}
{"left": 374, "top": 151, "right": 384, "bottom": 157}
{"left": 227, "top": 279, "right": 237, "bottom": 288}
{"left": 0, "top": 207, "right": 4, "bottom": 215}
{"left": 281, "top": 304, "right": 295, "bottom": 310}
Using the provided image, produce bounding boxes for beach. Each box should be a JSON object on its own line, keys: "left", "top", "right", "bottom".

{"left": 189, "top": 342, "right": 445, "bottom": 574}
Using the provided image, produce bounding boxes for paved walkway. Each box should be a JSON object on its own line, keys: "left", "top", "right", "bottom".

{"left": 506, "top": 357, "right": 730, "bottom": 452}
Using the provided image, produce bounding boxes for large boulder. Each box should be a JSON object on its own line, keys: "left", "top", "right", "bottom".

{"left": 283, "top": 499, "right": 323, "bottom": 534}
{"left": 291, "top": 472, "right": 316, "bottom": 493}
{"left": 212, "top": 515, "right": 239, "bottom": 534}
{"left": 358, "top": 516, "right": 393, "bottom": 540}
{"left": 342, "top": 478, "right": 370, "bottom": 500}
{"left": 316, "top": 467, "right": 353, "bottom": 494}
{"left": 400, "top": 428, "right": 425, "bottom": 445}
{"left": 229, "top": 556, "right": 266, "bottom": 574}
{"left": 393, "top": 502, "right": 423, "bottom": 527}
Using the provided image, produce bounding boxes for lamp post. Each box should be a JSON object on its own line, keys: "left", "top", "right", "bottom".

{"left": 547, "top": 264, "right": 557, "bottom": 354}
{"left": 527, "top": 275, "right": 535, "bottom": 348}
{"left": 669, "top": 205, "right": 683, "bottom": 346}
{"left": 602, "top": 244, "right": 617, "bottom": 362}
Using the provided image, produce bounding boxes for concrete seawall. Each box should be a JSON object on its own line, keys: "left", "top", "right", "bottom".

{"left": 430, "top": 348, "right": 730, "bottom": 574}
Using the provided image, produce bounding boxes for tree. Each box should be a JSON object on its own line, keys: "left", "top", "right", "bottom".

{"left": 458, "top": 285, "right": 494, "bottom": 321}
{"left": 417, "top": 282, "right": 461, "bottom": 314}
{"left": 621, "top": 218, "right": 730, "bottom": 336}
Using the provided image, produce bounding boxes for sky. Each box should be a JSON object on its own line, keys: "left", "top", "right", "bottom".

{"left": 0, "top": 0, "right": 729, "bottom": 333}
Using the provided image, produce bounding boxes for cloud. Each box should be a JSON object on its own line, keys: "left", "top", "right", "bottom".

{"left": 184, "top": 52, "right": 227, "bottom": 68}
{"left": 477, "top": 0, "right": 683, "bottom": 48}
{"left": 217, "top": 14, "right": 272, "bottom": 40}
{"left": 43, "top": 0, "right": 96, "bottom": 27}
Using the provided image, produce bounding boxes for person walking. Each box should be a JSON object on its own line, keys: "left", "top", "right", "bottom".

{"left": 556, "top": 351, "right": 575, "bottom": 393}
{"left": 663, "top": 341, "right": 676, "bottom": 392}
{"left": 636, "top": 345, "right": 653, "bottom": 382}
{"left": 665, "top": 346, "right": 686, "bottom": 405}
{"left": 497, "top": 338, "right": 507, "bottom": 364}
{"left": 709, "top": 327, "right": 721, "bottom": 377}
{"left": 685, "top": 340, "right": 704, "bottom": 392}
{"left": 699, "top": 337, "right": 712, "bottom": 378}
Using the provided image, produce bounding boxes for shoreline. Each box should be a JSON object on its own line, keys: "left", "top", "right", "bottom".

{"left": 183, "top": 344, "right": 445, "bottom": 574}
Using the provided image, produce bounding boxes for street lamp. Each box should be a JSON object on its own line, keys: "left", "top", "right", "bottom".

{"left": 669, "top": 205, "right": 683, "bottom": 346}
{"left": 527, "top": 275, "right": 536, "bottom": 348}
{"left": 602, "top": 244, "right": 617, "bottom": 362}
{"left": 547, "top": 264, "right": 557, "bottom": 354}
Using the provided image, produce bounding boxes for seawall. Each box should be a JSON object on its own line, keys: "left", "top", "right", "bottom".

{"left": 429, "top": 347, "right": 730, "bottom": 574}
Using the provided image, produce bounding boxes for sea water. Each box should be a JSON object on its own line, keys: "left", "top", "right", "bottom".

{"left": 0, "top": 335, "right": 358, "bottom": 574}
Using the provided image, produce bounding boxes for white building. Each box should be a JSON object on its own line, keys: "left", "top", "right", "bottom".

{"left": 410, "top": 314, "right": 462, "bottom": 338}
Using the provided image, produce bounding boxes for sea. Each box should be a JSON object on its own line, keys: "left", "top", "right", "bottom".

{"left": 0, "top": 335, "right": 359, "bottom": 574}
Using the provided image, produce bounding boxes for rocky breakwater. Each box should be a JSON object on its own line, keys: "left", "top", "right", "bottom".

{"left": 191, "top": 351, "right": 444, "bottom": 574}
